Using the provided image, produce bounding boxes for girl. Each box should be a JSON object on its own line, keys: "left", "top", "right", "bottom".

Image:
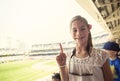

{"left": 56, "top": 15, "right": 113, "bottom": 81}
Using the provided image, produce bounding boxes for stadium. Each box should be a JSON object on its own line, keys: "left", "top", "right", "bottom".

{"left": 0, "top": 0, "right": 120, "bottom": 81}
{"left": 0, "top": 32, "right": 109, "bottom": 81}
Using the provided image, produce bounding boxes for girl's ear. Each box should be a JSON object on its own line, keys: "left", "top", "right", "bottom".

{"left": 88, "top": 24, "right": 92, "bottom": 30}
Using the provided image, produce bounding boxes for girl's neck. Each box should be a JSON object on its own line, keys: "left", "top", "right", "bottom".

{"left": 75, "top": 46, "right": 88, "bottom": 58}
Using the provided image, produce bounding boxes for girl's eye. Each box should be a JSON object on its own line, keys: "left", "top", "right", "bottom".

{"left": 72, "top": 29, "right": 77, "bottom": 32}
{"left": 81, "top": 26, "right": 86, "bottom": 30}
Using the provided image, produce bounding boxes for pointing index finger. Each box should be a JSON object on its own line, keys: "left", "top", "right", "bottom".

{"left": 59, "top": 43, "right": 63, "bottom": 53}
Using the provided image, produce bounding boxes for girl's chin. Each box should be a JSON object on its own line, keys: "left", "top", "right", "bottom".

{"left": 75, "top": 39, "right": 85, "bottom": 44}
{"left": 75, "top": 38, "right": 84, "bottom": 41}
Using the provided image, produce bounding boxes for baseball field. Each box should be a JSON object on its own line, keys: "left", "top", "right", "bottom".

{"left": 0, "top": 57, "right": 58, "bottom": 81}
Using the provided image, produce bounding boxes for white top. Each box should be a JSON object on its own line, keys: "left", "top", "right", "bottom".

{"left": 66, "top": 48, "right": 108, "bottom": 81}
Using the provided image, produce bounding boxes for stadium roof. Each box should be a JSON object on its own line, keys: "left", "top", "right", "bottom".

{"left": 76, "top": 0, "right": 120, "bottom": 42}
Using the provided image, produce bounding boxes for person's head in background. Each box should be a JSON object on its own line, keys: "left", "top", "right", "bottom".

{"left": 52, "top": 73, "right": 61, "bottom": 81}
{"left": 70, "top": 15, "right": 93, "bottom": 55}
{"left": 103, "top": 41, "right": 120, "bottom": 60}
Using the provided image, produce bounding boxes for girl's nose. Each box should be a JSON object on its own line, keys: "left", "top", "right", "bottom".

{"left": 76, "top": 31, "right": 81, "bottom": 36}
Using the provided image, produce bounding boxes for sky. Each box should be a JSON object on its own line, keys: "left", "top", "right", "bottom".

{"left": 0, "top": 0, "right": 106, "bottom": 48}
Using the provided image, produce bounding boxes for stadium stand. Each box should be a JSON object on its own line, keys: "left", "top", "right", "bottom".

{"left": 29, "top": 32, "right": 109, "bottom": 56}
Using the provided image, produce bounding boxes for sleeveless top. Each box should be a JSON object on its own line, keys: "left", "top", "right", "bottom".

{"left": 66, "top": 48, "right": 109, "bottom": 81}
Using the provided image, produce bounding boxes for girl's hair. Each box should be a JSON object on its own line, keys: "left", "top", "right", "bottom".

{"left": 70, "top": 15, "right": 93, "bottom": 56}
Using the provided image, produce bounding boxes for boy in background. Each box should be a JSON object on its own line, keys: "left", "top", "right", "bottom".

{"left": 103, "top": 41, "right": 120, "bottom": 81}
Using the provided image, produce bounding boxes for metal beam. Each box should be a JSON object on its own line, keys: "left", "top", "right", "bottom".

{"left": 105, "top": 7, "right": 120, "bottom": 20}
{"left": 106, "top": 17, "right": 120, "bottom": 22}
{"left": 111, "top": 24, "right": 120, "bottom": 33}
{"left": 97, "top": 1, "right": 120, "bottom": 7}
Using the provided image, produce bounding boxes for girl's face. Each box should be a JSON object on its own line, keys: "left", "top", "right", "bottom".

{"left": 71, "top": 20, "right": 89, "bottom": 45}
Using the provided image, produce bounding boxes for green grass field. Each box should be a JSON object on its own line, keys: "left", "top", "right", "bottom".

{"left": 0, "top": 59, "right": 58, "bottom": 81}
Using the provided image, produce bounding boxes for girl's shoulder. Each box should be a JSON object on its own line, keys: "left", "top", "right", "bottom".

{"left": 91, "top": 48, "right": 108, "bottom": 57}
{"left": 91, "top": 48, "right": 109, "bottom": 65}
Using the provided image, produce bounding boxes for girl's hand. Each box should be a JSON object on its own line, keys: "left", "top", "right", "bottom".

{"left": 56, "top": 43, "right": 66, "bottom": 66}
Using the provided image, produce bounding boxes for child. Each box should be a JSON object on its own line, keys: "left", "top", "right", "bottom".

{"left": 103, "top": 41, "right": 120, "bottom": 81}
{"left": 56, "top": 15, "right": 113, "bottom": 81}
